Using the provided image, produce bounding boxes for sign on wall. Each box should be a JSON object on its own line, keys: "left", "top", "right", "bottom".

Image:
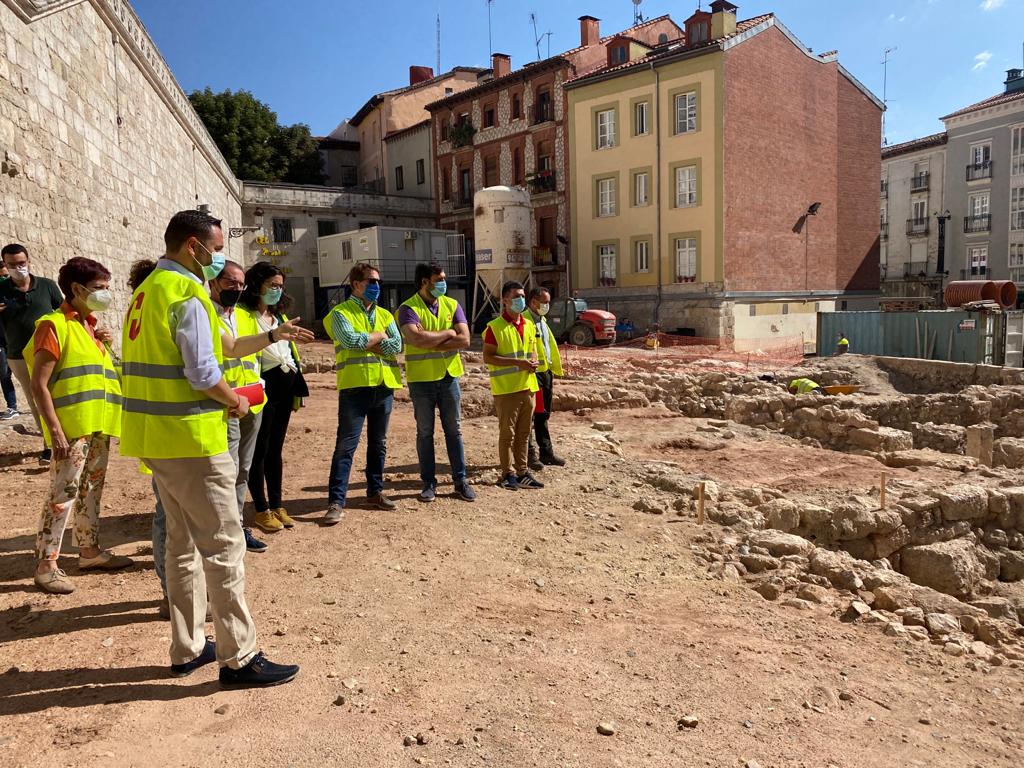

{"left": 476, "top": 248, "right": 493, "bottom": 265}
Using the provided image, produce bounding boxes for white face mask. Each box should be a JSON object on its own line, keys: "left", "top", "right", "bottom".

{"left": 85, "top": 288, "right": 113, "bottom": 312}
{"left": 10, "top": 265, "right": 29, "bottom": 283}
{"left": 537, "top": 303, "right": 550, "bottom": 317}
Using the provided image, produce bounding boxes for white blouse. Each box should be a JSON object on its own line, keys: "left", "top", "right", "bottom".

{"left": 256, "top": 313, "right": 297, "bottom": 373}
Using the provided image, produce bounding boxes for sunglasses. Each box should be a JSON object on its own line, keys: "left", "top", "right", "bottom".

{"left": 365, "top": 278, "right": 381, "bottom": 285}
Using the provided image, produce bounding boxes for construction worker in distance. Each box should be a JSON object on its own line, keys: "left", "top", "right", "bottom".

{"left": 398, "top": 261, "right": 476, "bottom": 503}
{"left": 525, "top": 286, "right": 566, "bottom": 468}
{"left": 322, "top": 262, "right": 403, "bottom": 526}
{"left": 120, "top": 209, "right": 300, "bottom": 687}
{"left": 788, "top": 377, "right": 826, "bottom": 396}
{"left": 483, "top": 280, "right": 543, "bottom": 490}
{"left": 836, "top": 332, "right": 850, "bottom": 355}
{"left": 644, "top": 322, "right": 660, "bottom": 350}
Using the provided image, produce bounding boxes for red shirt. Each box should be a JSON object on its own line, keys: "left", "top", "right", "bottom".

{"left": 483, "top": 312, "right": 525, "bottom": 346}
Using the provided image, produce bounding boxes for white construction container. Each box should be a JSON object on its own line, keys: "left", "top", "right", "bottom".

{"left": 473, "top": 186, "right": 532, "bottom": 295}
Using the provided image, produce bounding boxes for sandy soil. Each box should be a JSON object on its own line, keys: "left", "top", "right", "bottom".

{"left": 1, "top": 362, "right": 1021, "bottom": 767}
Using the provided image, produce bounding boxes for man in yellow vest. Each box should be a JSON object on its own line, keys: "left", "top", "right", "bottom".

{"left": 525, "top": 287, "right": 566, "bottom": 468}
{"left": 398, "top": 262, "right": 475, "bottom": 503}
{"left": 836, "top": 332, "right": 850, "bottom": 355}
{"left": 483, "top": 280, "right": 543, "bottom": 490}
{"left": 788, "top": 377, "right": 825, "bottom": 395}
{"left": 322, "top": 262, "right": 403, "bottom": 525}
{"left": 121, "top": 210, "right": 299, "bottom": 686}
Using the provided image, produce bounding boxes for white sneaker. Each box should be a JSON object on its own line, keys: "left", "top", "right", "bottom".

{"left": 0, "top": 407, "right": 17, "bottom": 421}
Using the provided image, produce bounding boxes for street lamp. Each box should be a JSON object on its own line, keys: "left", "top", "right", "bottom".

{"left": 229, "top": 207, "right": 265, "bottom": 239}
{"left": 804, "top": 202, "right": 821, "bottom": 292}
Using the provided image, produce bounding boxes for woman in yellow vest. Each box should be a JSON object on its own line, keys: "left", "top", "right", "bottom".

{"left": 25, "top": 257, "right": 131, "bottom": 594}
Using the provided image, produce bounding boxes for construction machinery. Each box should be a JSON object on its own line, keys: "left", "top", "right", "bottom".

{"left": 546, "top": 297, "right": 616, "bottom": 346}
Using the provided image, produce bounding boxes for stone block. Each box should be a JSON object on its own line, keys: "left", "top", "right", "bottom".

{"left": 848, "top": 427, "right": 913, "bottom": 453}
{"left": 999, "top": 551, "right": 1024, "bottom": 582}
{"left": 899, "top": 539, "right": 988, "bottom": 598}
{"left": 966, "top": 423, "right": 995, "bottom": 466}
{"left": 935, "top": 485, "right": 989, "bottom": 522}
{"left": 910, "top": 421, "right": 966, "bottom": 455}
{"left": 761, "top": 498, "right": 799, "bottom": 532}
{"left": 993, "top": 437, "right": 1024, "bottom": 469}
{"left": 747, "top": 530, "right": 814, "bottom": 558}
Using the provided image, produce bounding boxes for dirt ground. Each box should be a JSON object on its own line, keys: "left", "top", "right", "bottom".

{"left": 1, "top": 353, "right": 1022, "bottom": 767}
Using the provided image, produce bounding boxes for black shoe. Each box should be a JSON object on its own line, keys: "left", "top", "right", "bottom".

{"left": 219, "top": 651, "right": 299, "bottom": 688}
{"left": 516, "top": 472, "right": 545, "bottom": 489}
{"left": 244, "top": 527, "right": 268, "bottom": 553}
{"left": 39, "top": 448, "right": 52, "bottom": 466}
{"left": 367, "top": 493, "right": 397, "bottom": 511}
{"left": 170, "top": 638, "right": 216, "bottom": 678}
{"left": 540, "top": 452, "right": 566, "bottom": 467}
{"left": 498, "top": 472, "right": 519, "bottom": 491}
{"left": 454, "top": 482, "right": 477, "bottom": 502}
{"left": 418, "top": 485, "right": 436, "bottom": 503}
{"left": 527, "top": 447, "right": 544, "bottom": 471}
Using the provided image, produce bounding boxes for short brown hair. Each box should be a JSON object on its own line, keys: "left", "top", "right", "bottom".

{"left": 348, "top": 262, "right": 378, "bottom": 284}
{"left": 58, "top": 257, "right": 111, "bottom": 300}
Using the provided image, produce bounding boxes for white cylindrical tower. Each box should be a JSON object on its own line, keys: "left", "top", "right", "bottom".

{"left": 473, "top": 185, "right": 532, "bottom": 297}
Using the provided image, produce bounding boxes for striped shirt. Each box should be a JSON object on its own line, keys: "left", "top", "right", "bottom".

{"left": 331, "top": 297, "right": 403, "bottom": 356}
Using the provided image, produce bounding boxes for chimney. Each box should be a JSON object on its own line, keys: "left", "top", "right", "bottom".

{"left": 1006, "top": 68, "right": 1024, "bottom": 94}
{"left": 492, "top": 53, "right": 511, "bottom": 79}
{"left": 710, "top": 0, "right": 738, "bottom": 38}
{"left": 409, "top": 66, "right": 434, "bottom": 86}
{"left": 579, "top": 15, "right": 600, "bottom": 48}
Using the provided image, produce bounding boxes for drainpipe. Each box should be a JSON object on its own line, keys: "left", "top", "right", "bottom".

{"left": 652, "top": 61, "right": 663, "bottom": 325}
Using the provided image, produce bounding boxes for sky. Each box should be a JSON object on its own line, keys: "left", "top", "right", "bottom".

{"left": 132, "top": 0, "right": 1023, "bottom": 146}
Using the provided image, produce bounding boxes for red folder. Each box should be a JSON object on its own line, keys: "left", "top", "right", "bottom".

{"left": 233, "top": 382, "right": 265, "bottom": 407}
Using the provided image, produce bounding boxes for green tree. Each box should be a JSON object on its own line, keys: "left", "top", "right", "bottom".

{"left": 189, "top": 88, "right": 325, "bottom": 184}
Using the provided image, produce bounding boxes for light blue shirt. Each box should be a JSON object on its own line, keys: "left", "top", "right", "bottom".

{"left": 527, "top": 309, "right": 552, "bottom": 363}
{"left": 156, "top": 258, "right": 222, "bottom": 391}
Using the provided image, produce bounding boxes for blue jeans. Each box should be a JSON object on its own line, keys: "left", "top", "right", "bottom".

{"left": 0, "top": 346, "right": 16, "bottom": 410}
{"left": 409, "top": 375, "right": 467, "bottom": 488}
{"left": 328, "top": 385, "right": 393, "bottom": 506}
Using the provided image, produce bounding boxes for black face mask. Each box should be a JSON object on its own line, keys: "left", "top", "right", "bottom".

{"left": 219, "top": 288, "right": 242, "bottom": 308}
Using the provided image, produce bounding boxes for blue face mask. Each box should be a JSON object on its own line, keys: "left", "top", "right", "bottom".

{"left": 510, "top": 296, "right": 527, "bottom": 314}
{"left": 363, "top": 282, "right": 381, "bottom": 303}
{"left": 194, "top": 242, "right": 225, "bottom": 282}
{"left": 430, "top": 280, "right": 447, "bottom": 299}
{"left": 262, "top": 286, "right": 283, "bottom": 306}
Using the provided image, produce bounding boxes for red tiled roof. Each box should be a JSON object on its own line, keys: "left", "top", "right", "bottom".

{"left": 941, "top": 88, "right": 1024, "bottom": 120}
{"left": 881, "top": 131, "right": 947, "bottom": 159}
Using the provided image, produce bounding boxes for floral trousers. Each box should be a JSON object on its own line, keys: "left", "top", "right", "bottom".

{"left": 35, "top": 434, "right": 109, "bottom": 562}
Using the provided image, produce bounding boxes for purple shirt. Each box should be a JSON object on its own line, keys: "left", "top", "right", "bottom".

{"left": 398, "top": 297, "right": 467, "bottom": 329}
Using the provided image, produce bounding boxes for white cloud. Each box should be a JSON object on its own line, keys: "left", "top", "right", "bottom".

{"left": 981, "top": 0, "right": 1005, "bottom": 10}
{"left": 973, "top": 50, "right": 993, "bottom": 71}
{"left": 887, "top": 12, "right": 895, "bottom": 19}
{"left": 898, "top": 15, "right": 907, "bottom": 21}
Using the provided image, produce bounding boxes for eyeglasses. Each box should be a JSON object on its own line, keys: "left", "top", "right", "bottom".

{"left": 366, "top": 278, "right": 381, "bottom": 285}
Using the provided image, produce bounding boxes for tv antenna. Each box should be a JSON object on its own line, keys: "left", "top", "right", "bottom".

{"left": 436, "top": 8, "right": 441, "bottom": 75}
{"left": 633, "top": 0, "right": 645, "bottom": 26}
{"left": 881, "top": 46, "right": 896, "bottom": 146}
{"left": 487, "top": 0, "right": 495, "bottom": 58}
{"left": 530, "top": 12, "right": 552, "bottom": 61}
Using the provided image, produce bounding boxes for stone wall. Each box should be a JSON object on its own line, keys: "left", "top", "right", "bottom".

{"left": 0, "top": 0, "right": 242, "bottom": 343}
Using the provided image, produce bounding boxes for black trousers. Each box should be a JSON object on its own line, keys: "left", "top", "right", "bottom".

{"left": 248, "top": 366, "right": 297, "bottom": 512}
{"left": 532, "top": 369, "right": 555, "bottom": 454}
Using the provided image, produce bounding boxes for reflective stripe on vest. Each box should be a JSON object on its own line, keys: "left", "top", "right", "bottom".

{"left": 527, "top": 313, "right": 564, "bottom": 376}
{"left": 119, "top": 267, "right": 227, "bottom": 459}
{"left": 485, "top": 316, "right": 539, "bottom": 396}
{"left": 399, "top": 293, "right": 465, "bottom": 383}
{"left": 323, "top": 299, "right": 402, "bottom": 391}
{"left": 218, "top": 307, "right": 266, "bottom": 414}
{"left": 23, "top": 310, "right": 122, "bottom": 445}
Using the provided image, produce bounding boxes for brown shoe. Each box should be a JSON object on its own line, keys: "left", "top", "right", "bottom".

{"left": 366, "top": 493, "right": 396, "bottom": 511}
{"left": 322, "top": 503, "right": 345, "bottom": 526}
{"left": 35, "top": 568, "right": 75, "bottom": 594}
{"left": 79, "top": 551, "right": 134, "bottom": 571}
{"left": 272, "top": 507, "right": 296, "bottom": 528}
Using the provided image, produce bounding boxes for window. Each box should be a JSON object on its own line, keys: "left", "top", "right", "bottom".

{"left": 538, "top": 216, "right": 555, "bottom": 249}
{"left": 596, "top": 108, "right": 616, "bottom": 149}
{"left": 634, "top": 171, "right": 649, "bottom": 206}
{"left": 483, "top": 105, "right": 496, "bottom": 128}
{"left": 459, "top": 168, "right": 472, "bottom": 206}
{"left": 444, "top": 87, "right": 454, "bottom": 96}
{"left": 598, "top": 244, "right": 617, "bottom": 286}
{"left": 1012, "top": 187, "right": 1024, "bottom": 231}
{"left": 415, "top": 159, "right": 425, "bottom": 185}
{"left": 535, "top": 88, "right": 553, "bottom": 123}
{"left": 442, "top": 168, "right": 451, "bottom": 201}
{"left": 972, "top": 143, "right": 991, "bottom": 168}
{"left": 688, "top": 22, "right": 708, "bottom": 44}
{"left": 782, "top": 303, "right": 789, "bottom": 315}
{"left": 635, "top": 240, "right": 650, "bottom": 273}
{"left": 674, "top": 91, "right": 697, "bottom": 134}
{"left": 512, "top": 93, "right": 522, "bottom": 120}
{"left": 440, "top": 121, "right": 450, "bottom": 141}
{"left": 675, "top": 165, "right": 697, "bottom": 208}
{"left": 1013, "top": 126, "right": 1024, "bottom": 176}
{"left": 674, "top": 237, "right": 697, "bottom": 282}
{"left": 484, "top": 155, "right": 499, "bottom": 188}
{"left": 317, "top": 220, "right": 338, "bottom": 237}
{"left": 610, "top": 45, "right": 628, "bottom": 64}
{"left": 272, "top": 218, "right": 293, "bottom": 243}
{"left": 634, "top": 101, "right": 649, "bottom": 136}
{"left": 537, "top": 140, "right": 553, "bottom": 172}
{"left": 395, "top": 165, "right": 404, "bottom": 191}
{"left": 513, "top": 148, "right": 524, "bottom": 185}
{"left": 597, "top": 177, "right": 616, "bottom": 217}
{"left": 341, "top": 240, "right": 353, "bottom": 261}
{"left": 969, "top": 245, "right": 988, "bottom": 275}
{"left": 749, "top": 305, "right": 757, "bottom": 317}
{"left": 1011, "top": 243, "right": 1024, "bottom": 283}
{"left": 911, "top": 199, "right": 927, "bottom": 222}
{"left": 969, "top": 193, "right": 990, "bottom": 217}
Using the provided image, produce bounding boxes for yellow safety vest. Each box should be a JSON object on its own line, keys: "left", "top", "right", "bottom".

{"left": 400, "top": 293, "right": 465, "bottom": 383}
{"left": 323, "top": 298, "right": 402, "bottom": 391}
{"left": 486, "top": 315, "right": 539, "bottom": 396}
{"left": 23, "top": 310, "right": 122, "bottom": 445}
{"left": 218, "top": 305, "right": 265, "bottom": 415}
{"left": 527, "top": 311, "right": 563, "bottom": 376}
{"left": 790, "top": 378, "right": 820, "bottom": 395}
{"left": 119, "top": 267, "right": 227, "bottom": 459}
{"left": 838, "top": 337, "right": 849, "bottom": 348}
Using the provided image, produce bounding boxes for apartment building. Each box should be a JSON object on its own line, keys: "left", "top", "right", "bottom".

{"left": 426, "top": 14, "right": 682, "bottom": 299}
{"left": 566, "top": 2, "right": 882, "bottom": 347}
{"left": 879, "top": 132, "right": 949, "bottom": 302}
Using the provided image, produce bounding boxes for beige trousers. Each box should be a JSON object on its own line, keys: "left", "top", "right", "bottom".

{"left": 8, "top": 357, "right": 42, "bottom": 434}
{"left": 147, "top": 452, "right": 257, "bottom": 669}
{"left": 494, "top": 390, "right": 534, "bottom": 476}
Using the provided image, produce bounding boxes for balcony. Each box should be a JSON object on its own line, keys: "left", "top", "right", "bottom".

{"left": 903, "top": 261, "right": 929, "bottom": 278}
{"left": 966, "top": 162, "right": 993, "bottom": 181}
{"left": 532, "top": 246, "right": 556, "bottom": 268}
{"left": 527, "top": 169, "right": 556, "bottom": 195}
{"left": 880, "top": 222, "right": 889, "bottom": 239}
{"left": 532, "top": 103, "right": 554, "bottom": 125}
{"left": 910, "top": 172, "right": 930, "bottom": 192}
{"left": 906, "top": 218, "right": 929, "bottom": 236}
{"left": 450, "top": 121, "right": 476, "bottom": 149}
{"left": 962, "top": 266, "right": 990, "bottom": 278}
{"left": 880, "top": 180, "right": 888, "bottom": 198}
{"left": 964, "top": 214, "right": 992, "bottom": 233}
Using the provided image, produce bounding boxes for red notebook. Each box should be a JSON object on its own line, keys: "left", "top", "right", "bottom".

{"left": 233, "top": 382, "right": 265, "bottom": 407}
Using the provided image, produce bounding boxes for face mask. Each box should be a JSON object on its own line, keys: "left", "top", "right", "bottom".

{"left": 85, "top": 288, "right": 113, "bottom": 312}
{"left": 10, "top": 266, "right": 29, "bottom": 283}
{"left": 510, "top": 296, "right": 526, "bottom": 314}
{"left": 363, "top": 282, "right": 381, "bottom": 303}
{"left": 537, "top": 303, "right": 550, "bottom": 317}
{"left": 219, "top": 288, "right": 242, "bottom": 308}
{"left": 262, "top": 286, "right": 283, "bottom": 306}
{"left": 429, "top": 280, "right": 447, "bottom": 299}
{"left": 193, "top": 242, "right": 225, "bottom": 281}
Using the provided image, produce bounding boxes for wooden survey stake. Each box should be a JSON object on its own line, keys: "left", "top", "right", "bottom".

{"left": 697, "top": 482, "right": 706, "bottom": 525}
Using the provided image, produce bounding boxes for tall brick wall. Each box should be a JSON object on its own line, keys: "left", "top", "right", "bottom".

{"left": 722, "top": 26, "right": 880, "bottom": 294}
{"left": 0, "top": 0, "right": 242, "bottom": 342}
